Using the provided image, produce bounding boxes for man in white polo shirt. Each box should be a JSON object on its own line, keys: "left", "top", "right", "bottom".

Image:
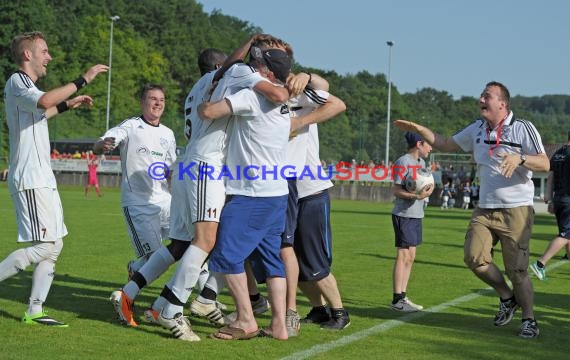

{"left": 394, "top": 81, "right": 549, "bottom": 339}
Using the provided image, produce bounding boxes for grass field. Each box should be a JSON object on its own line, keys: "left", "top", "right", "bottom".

{"left": 0, "top": 183, "right": 568, "bottom": 359}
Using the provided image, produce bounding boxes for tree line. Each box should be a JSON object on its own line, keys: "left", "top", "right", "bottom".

{"left": 1, "top": 0, "right": 568, "bottom": 165}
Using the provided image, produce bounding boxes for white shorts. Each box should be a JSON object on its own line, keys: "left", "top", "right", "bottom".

{"left": 11, "top": 188, "right": 68, "bottom": 242}
{"left": 186, "top": 161, "right": 226, "bottom": 224}
{"left": 168, "top": 174, "right": 194, "bottom": 241}
{"left": 122, "top": 199, "right": 170, "bottom": 258}
{"left": 463, "top": 196, "right": 471, "bottom": 204}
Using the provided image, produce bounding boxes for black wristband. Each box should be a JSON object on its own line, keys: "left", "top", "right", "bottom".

{"left": 72, "top": 76, "right": 87, "bottom": 90}
{"left": 56, "top": 101, "right": 69, "bottom": 113}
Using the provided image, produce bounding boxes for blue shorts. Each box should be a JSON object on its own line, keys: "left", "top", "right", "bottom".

{"left": 294, "top": 190, "right": 332, "bottom": 281}
{"left": 392, "top": 214, "right": 423, "bottom": 248}
{"left": 281, "top": 179, "right": 299, "bottom": 246}
{"left": 554, "top": 197, "right": 570, "bottom": 239}
{"left": 209, "top": 195, "right": 287, "bottom": 276}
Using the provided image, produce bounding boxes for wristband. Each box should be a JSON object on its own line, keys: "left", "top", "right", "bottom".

{"left": 73, "top": 76, "right": 87, "bottom": 90}
{"left": 56, "top": 101, "right": 69, "bottom": 113}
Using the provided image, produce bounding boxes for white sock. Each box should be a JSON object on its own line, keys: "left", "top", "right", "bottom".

{"left": 0, "top": 248, "right": 31, "bottom": 282}
{"left": 28, "top": 260, "right": 56, "bottom": 315}
{"left": 129, "top": 254, "right": 149, "bottom": 274}
{"left": 204, "top": 271, "right": 226, "bottom": 295}
{"left": 196, "top": 262, "right": 209, "bottom": 291}
{"left": 151, "top": 296, "right": 167, "bottom": 312}
{"left": 161, "top": 245, "right": 208, "bottom": 318}
{"left": 123, "top": 246, "right": 175, "bottom": 299}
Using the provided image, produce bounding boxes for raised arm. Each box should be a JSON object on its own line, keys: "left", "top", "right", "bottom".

{"left": 393, "top": 119, "right": 461, "bottom": 152}
{"left": 37, "top": 64, "right": 108, "bottom": 110}
{"left": 287, "top": 72, "right": 329, "bottom": 96}
{"left": 290, "top": 94, "right": 346, "bottom": 132}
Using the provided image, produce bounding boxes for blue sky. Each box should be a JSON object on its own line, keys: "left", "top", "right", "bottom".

{"left": 199, "top": 0, "right": 569, "bottom": 99}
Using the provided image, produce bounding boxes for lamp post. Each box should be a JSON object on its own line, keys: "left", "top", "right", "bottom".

{"left": 384, "top": 40, "right": 394, "bottom": 167}
{"left": 105, "top": 15, "right": 120, "bottom": 131}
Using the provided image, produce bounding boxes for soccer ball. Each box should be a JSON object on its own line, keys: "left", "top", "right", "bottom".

{"left": 405, "top": 168, "right": 435, "bottom": 195}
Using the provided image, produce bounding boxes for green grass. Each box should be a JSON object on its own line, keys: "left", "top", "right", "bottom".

{"left": 0, "top": 183, "right": 568, "bottom": 359}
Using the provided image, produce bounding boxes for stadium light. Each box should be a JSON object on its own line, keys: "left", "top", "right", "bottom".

{"left": 384, "top": 40, "right": 394, "bottom": 167}
{"left": 105, "top": 15, "right": 120, "bottom": 131}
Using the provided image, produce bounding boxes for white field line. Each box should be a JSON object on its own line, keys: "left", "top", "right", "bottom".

{"left": 280, "top": 260, "right": 568, "bottom": 360}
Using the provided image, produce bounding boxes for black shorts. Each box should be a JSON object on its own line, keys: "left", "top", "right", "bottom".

{"left": 392, "top": 214, "right": 423, "bottom": 248}
{"left": 281, "top": 179, "right": 299, "bottom": 246}
{"left": 554, "top": 197, "right": 570, "bottom": 239}
{"left": 294, "top": 190, "right": 332, "bottom": 282}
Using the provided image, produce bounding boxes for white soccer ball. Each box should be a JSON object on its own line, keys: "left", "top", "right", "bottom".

{"left": 405, "top": 168, "right": 435, "bottom": 195}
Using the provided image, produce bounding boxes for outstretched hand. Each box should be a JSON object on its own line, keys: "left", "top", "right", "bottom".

{"left": 82, "top": 64, "right": 109, "bottom": 84}
{"left": 67, "top": 95, "right": 93, "bottom": 109}
{"left": 393, "top": 119, "right": 420, "bottom": 132}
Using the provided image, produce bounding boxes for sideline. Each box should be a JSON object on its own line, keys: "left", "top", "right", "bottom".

{"left": 280, "top": 260, "right": 568, "bottom": 360}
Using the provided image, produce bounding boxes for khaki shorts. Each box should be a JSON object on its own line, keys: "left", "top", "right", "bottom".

{"left": 464, "top": 206, "right": 533, "bottom": 271}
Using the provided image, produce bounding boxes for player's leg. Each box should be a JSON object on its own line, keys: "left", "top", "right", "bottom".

{"left": 12, "top": 188, "right": 68, "bottom": 326}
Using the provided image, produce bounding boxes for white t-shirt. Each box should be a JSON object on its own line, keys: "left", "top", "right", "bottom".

{"left": 102, "top": 117, "right": 177, "bottom": 206}
{"left": 5, "top": 71, "right": 56, "bottom": 194}
{"left": 225, "top": 88, "right": 290, "bottom": 197}
{"left": 184, "top": 64, "right": 264, "bottom": 166}
{"left": 297, "top": 124, "right": 334, "bottom": 198}
{"left": 286, "top": 88, "right": 328, "bottom": 177}
{"left": 452, "top": 111, "right": 545, "bottom": 208}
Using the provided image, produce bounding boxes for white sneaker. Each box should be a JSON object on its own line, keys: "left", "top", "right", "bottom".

{"left": 158, "top": 313, "right": 200, "bottom": 341}
{"left": 190, "top": 299, "right": 226, "bottom": 326}
{"left": 390, "top": 298, "right": 423, "bottom": 312}
{"left": 404, "top": 297, "right": 424, "bottom": 310}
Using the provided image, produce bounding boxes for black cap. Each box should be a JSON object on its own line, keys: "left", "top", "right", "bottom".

{"left": 249, "top": 46, "right": 291, "bottom": 83}
{"left": 405, "top": 132, "right": 423, "bottom": 146}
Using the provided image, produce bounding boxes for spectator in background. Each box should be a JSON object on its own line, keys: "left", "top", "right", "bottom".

{"left": 85, "top": 155, "right": 102, "bottom": 197}
{"left": 1, "top": 166, "right": 9, "bottom": 181}
{"left": 462, "top": 181, "right": 471, "bottom": 210}
{"left": 470, "top": 181, "right": 479, "bottom": 208}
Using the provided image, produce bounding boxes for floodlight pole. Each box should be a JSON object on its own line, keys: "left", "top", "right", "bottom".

{"left": 384, "top": 40, "right": 394, "bottom": 167}
{"left": 105, "top": 15, "right": 120, "bottom": 131}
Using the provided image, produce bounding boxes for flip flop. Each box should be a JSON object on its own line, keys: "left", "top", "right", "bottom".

{"left": 210, "top": 325, "right": 259, "bottom": 340}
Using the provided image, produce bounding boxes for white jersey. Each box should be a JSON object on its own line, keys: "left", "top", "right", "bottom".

{"left": 4, "top": 71, "right": 56, "bottom": 194}
{"left": 225, "top": 88, "right": 290, "bottom": 197}
{"left": 286, "top": 88, "right": 328, "bottom": 176}
{"left": 297, "top": 124, "right": 333, "bottom": 199}
{"left": 102, "top": 116, "right": 177, "bottom": 206}
{"left": 184, "top": 63, "right": 264, "bottom": 166}
{"left": 452, "top": 111, "right": 545, "bottom": 208}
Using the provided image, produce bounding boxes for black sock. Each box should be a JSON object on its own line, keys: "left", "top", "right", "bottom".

{"left": 536, "top": 261, "right": 545, "bottom": 268}
{"left": 500, "top": 295, "right": 515, "bottom": 303}
{"left": 392, "top": 293, "right": 405, "bottom": 304}
{"left": 200, "top": 286, "right": 217, "bottom": 301}
{"left": 131, "top": 272, "right": 147, "bottom": 289}
{"left": 249, "top": 293, "right": 260, "bottom": 302}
